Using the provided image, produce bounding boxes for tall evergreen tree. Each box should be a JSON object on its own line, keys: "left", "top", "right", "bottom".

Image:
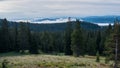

{"left": 96, "top": 30, "right": 102, "bottom": 54}
{"left": 29, "top": 32, "right": 39, "bottom": 54}
{"left": 104, "top": 19, "right": 120, "bottom": 67}
{"left": 71, "top": 20, "right": 84, "bottom": 57}
{"left": 85, "top": 31, "right": 96, "bottom": 55}
{"left": 0, "top": 18, "right": 11, "bottom": 53}
{"left": 64, "top": 19, "right": 73, "bottom": 55}
{"left": 18, "top": 22, "right": 29, "bottom": 53}
{"left": 26, "top": 22, "right": 33, "bottom": 53}
{"left": 13, "top": 22, "right": 19, "bottom": 52}
{"left": 40, "top": 32, "right": 50, "bottom": 53}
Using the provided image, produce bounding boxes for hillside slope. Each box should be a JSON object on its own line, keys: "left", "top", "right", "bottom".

{"left": 0, "top": 19, "right": 101, "bottom": 32}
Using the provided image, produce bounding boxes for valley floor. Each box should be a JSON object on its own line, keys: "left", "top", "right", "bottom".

{"left": 0, "top": 52, "right": 112, "bottom": 68}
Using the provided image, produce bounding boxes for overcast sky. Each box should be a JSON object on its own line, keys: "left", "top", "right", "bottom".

{"left": 0, "top": 0, "right": 120, "bottom": 19}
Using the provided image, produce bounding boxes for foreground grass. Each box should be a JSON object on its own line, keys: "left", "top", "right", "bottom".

{"left": 0, "top": 52, "right": 112, "bottom": 68}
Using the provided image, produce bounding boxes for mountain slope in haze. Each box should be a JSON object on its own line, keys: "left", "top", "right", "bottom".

{"left": 27, "top": 21, "right": 101, "bottom": 32}
{"left": 0, "top": 19, "right": 100, "bottom": 32}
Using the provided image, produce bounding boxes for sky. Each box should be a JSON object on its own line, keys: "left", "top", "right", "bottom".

{"left": 0, "top": 0, "right": 120, "bottom": 19}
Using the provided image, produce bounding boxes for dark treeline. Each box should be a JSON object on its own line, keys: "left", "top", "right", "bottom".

{"left": 0, "top": 19, "right": 100, "bottom": 32}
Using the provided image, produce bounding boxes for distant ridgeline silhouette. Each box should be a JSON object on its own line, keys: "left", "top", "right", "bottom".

{"left": 0, "top": 19, "right": 101, "bottom": 32}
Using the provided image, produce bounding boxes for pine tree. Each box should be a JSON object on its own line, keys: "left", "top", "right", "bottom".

{"left": 104, "top": 19, "right": 120, "bottom": 67}
{"left": 96, "top": 30, "right": 102, "bottom": 54}
{"left": 29, "top": 33, "right": 39, "bottom": 54}
{"left": 85, "top": 31, "right": 96, "bottom": 55}
{"left": 0, "top": 18, "right": 11, "bottom": 53}
{"left": 40, "top": 32, "right": 50, "bottom": 53}
{"left": 18, "top": 22, "right": 29, "bottom": 53}
{"left": 71, "top": 19, "right": 84, "bottom": 57}
{"left": 13, "top": 22, "right": 19, "bottom": 52}
{"left": 64, "top": 19, "right": 73, "bottom": 55}
{"left": 26, "top": 22, "right": 33, "bottom": 53}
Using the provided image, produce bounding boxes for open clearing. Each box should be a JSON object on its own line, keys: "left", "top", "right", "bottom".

{"left": 0, "top": 52, "right": 112, "bottom": 68}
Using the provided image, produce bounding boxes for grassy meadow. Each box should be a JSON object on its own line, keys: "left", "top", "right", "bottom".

{"left": 0, "top": 52, "right": 113, "bottom": 68}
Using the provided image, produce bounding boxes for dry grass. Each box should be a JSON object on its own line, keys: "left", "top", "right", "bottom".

{"left": 0, "top": 53, "right": 112, "bottom": 68}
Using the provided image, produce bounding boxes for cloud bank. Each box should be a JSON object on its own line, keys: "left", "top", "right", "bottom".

{"left": 0, "top": 0, "right": 120, "bottom": 19}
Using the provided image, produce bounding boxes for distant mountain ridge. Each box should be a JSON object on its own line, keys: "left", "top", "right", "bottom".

{"left": 11, "top": 16, "right": 120, "bottom": 26}
{"left": 14, "top": 17, "right": 78, "bottom": 24}
{"left": 0, "top": 19, "right": 100, "bottom": 32}
{"left": 82, "top": 15, "right": 120, "bottom": 23}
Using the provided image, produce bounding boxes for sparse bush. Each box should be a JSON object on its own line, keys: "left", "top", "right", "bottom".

{"left": 2, "top": 59, "right": 9, "bottom": 68}
{"left": 105, "top": 56, "right": 110, "bottom": 64}
{"left": 96, "top": 51, "right": 100, "bottom": 62}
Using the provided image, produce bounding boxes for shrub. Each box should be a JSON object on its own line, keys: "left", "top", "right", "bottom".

{"left": 96, "top": 51, "right": 100, "bottom": 62}
{"left": 2, "top": 59, "right": 9, "bottom": 68}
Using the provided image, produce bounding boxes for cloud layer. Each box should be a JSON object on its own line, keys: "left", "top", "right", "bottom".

{"left": 0, "top": 0, "right": 120, "bottom": 19}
